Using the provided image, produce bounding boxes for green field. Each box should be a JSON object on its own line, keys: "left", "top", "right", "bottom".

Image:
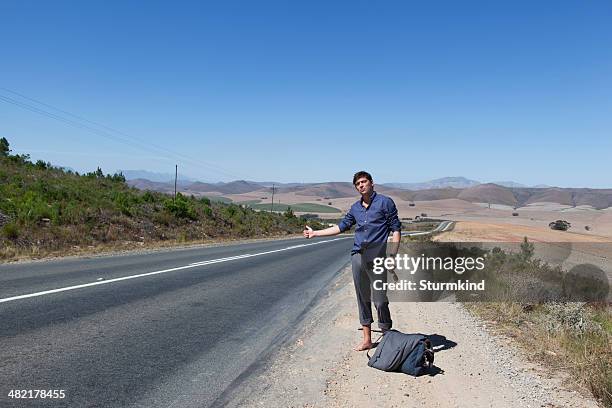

{"left": 236, "top": 199, "right": 262, "bottom": 206}
{"left": 251, "top": 202, "right": 341, "bottom": 213}
{"left": 203, "top": 196, "right": 232, "bottom": 203}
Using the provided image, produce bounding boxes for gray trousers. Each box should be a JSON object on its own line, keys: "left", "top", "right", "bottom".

{"left": 351, "top": 253, "right": 392, "bottom": 330}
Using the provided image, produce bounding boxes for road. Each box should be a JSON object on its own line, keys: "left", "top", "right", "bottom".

{"left": 0, "top": 236, "right": 354, "bottom": 407}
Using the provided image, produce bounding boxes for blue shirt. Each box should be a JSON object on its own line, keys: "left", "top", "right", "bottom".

{"left": 337, "top": 191, "right": 401, "bottom": 254}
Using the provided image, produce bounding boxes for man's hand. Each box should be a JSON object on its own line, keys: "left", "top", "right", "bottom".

{"left": 303, "top": 225, "right": 316, "bottom": 239}
{"left": 386, "top": 256, "right": 396, "bottom": 273}
{"left": 387, "top": 256, "right": 399, "bottom": 282}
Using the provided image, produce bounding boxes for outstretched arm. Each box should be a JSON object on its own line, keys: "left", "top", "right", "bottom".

{"left": 303, "top": 225, "right": 340, "bottom": 238}
{"left": 304, "top": 207, "right": 355, "bottom": 239}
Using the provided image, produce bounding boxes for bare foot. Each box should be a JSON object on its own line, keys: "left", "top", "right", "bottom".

{"left": 353, "top": 341, "right": 373, "bottom": 351}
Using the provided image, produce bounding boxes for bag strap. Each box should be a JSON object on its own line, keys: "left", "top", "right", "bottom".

{"left": 423, "top": 338, "right": 434, "bottom": 368}
{"left": 366, "top": 332, "right": 386, "bottom": 359}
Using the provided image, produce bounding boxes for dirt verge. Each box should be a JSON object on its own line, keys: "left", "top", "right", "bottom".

{"left": 225, "top": 265, "right": 601, "bottom": 408}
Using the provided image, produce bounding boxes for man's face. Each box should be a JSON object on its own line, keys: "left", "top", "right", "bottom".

{"left": 354, "top": 177, "right": 374, "bottom": 196}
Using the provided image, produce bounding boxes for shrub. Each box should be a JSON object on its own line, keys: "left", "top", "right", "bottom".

{"left": 2, "top": 222, "right": 19, "bottom": 239}
{"left": 16, "top": 190, "right": 53, "bottom": 224}
{"left": 113, "top": 192, "right": 139, "bottom": 217}
{"left": 283, "top": 206, "right": 295, "bottom": 219}
{"left": 107, "top": 172, "right": 126, "bottom": 183}
{"left": 142, "top": 191, "right": 156, "bottom": 203}
{"left": 164, "top": 194, "right": 197, "bottom": 220}
{"left": 0, "top": 137, "right": 10, "bottom": 157}
{"left": 520, "top": 236, "right": 534, "bottom": 261}
{"left": 35, "top": 160, "right": 48, "bottom": 169}
{"left": 57, "top": 202, "right": 85, "bottom": 225}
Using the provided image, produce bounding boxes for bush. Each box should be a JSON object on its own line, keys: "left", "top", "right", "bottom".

{"left": 542, "top": 302, "right": 602, "bottom": 334}
{"left": 107, "top": 172, "right": 126, "bottom": 183}
{"left": 164, "top": 194, "right": 197, "bottom": 220}
{"left": 0, "top": 137, "right": 10, "bottom": 157}
{"left": 2, "top": 222, "right": 19, "bottom": 239}
{"left": 35, "top": 160, "right": 48, "bottom": 169}
{"left": 57, "top": 202, "right": 85, "bottom": 225}
{"left": 520, "top": 236, "right": 534, "bottom": 261}
{"left": 16, "top": 190, "right": 54, "bottom": 224}
{"left": 113, "top": 192, "right": 140, "bottom": 217}
{"left": 224, "top": 205, "right": 238, "bottom": 218}
{"left": 283, "top": 206, "right": 295, "bottom": 219}
{"left": 142, "top": 191, "right": 156, "bottom": 203}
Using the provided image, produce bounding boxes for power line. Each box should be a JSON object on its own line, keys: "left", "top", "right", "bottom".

{"left": 0, "top": 87, "right": 244, "bottom": 180}
{"left": 1, "top": 87, "right": 241, "bottom": 178}
{"left": 0, "top": 94, "right": 157, "bottom": 156}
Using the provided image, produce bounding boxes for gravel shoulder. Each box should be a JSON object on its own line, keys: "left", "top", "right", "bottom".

{"left": 223, "top": 265, "right": 601, "bottom": 408}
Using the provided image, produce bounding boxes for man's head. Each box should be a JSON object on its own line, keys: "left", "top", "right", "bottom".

{"left": 352, "top": 171, "right": 374, "bottom": 196}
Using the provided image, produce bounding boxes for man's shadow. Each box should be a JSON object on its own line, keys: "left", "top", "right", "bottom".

{"left": 428, "top": 333, "right": 457, "bottom": 352}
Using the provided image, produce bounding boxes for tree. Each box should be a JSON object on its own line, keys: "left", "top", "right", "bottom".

{"left": 108, "top": 172, "right": 126, "bottom": 183}
{"left": 520, "top": 236, "right": 534, "bottom": 261}
{"left": 35, "top": 160, "right": 48, "bottom": 169}
{"left": 0, "top": 137, "right": 10, "bottom": 157}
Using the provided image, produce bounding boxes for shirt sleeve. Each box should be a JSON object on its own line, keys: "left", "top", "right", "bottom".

{"left": 384, "top": 198, "right": 402, "bottom": 232}
{"left": 337, "top": 207, "right": 356, "bottom": 233}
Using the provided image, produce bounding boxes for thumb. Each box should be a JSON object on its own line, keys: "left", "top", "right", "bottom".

{"left": 305, "top": 225, "right": 313, "bottom": 231}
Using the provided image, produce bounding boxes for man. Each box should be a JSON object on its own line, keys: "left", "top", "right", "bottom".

{"left": 304, "top": 171, "right": 401, "bottom": 351}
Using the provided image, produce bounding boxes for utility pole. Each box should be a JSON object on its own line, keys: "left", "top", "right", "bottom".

{"left": 174, "top": 164, "right": 178, "bottom": 203}
{"left": 271, "top": 184, "right": 276, "bottom": 213}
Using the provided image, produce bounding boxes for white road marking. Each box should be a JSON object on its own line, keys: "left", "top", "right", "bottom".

{"left": 0, "top": 223, "right": 452, "bottom": 304}
{"left": 0, "top": 237, "right": 352, "bottom": 304}
{"left": 188, "top": 254, "right": 254, "bottom": 266}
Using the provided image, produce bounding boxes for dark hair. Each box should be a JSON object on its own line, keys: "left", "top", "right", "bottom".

{"left": 353, "top": 171, "right": 373, "bottom": 185}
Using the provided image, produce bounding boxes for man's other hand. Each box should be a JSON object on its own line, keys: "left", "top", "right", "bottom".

{"left": 303, "top": 225, "right": 316, "bottom": 239}
{"left": 386, "top": 256, "right": 399, "bottom": 282}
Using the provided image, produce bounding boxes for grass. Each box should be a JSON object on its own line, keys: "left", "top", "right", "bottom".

{"left": 251, "top": 202, "right": 341, "bottom": 213}
{"left": 459, "top": 239, "right": 611, "bottom": 407}
{"left": 466, "top": 301, "right": 611, "bottom": 407}
{"left": 396, "top": 236, "right": 611, "bottom": 406}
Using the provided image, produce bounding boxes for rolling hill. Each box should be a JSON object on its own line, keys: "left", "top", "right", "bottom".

{"left": 128, "top": 178, "right": 612, "bottom": 210}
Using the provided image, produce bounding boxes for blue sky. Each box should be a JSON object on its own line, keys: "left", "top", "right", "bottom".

{"left": 1, "top": 1, "right": 611, "bottom": 187}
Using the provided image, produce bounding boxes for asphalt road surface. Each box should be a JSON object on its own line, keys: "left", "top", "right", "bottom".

{"left": 0, "top": 236, "right": 354, "bottom": 407}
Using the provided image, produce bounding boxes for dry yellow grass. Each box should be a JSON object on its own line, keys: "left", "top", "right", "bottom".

{"left": 466, "top": 302, "right": 612, "bottom": 407}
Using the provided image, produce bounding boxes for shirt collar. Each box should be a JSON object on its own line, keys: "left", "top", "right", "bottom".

{"left": 360, "top": 190, "right": 377, "bottom": 205}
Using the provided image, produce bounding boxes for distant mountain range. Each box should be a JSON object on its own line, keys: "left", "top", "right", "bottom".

{"left": 122, "top": 173, "right": 554, "bottom": 190}
{"left": 382, "top": 177, "right": 481, "bottom": 190}
{"left": 381, "top": 177, "right": 553, "bottom": 190}
{"left": 388, "top": 184, "right": 612, "bottom": 209}
{"left": 126, "top": 176, "right": 612, "bottom": 210}
{"left": 119, "top": 170, "right": 198, "bottom": 183}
